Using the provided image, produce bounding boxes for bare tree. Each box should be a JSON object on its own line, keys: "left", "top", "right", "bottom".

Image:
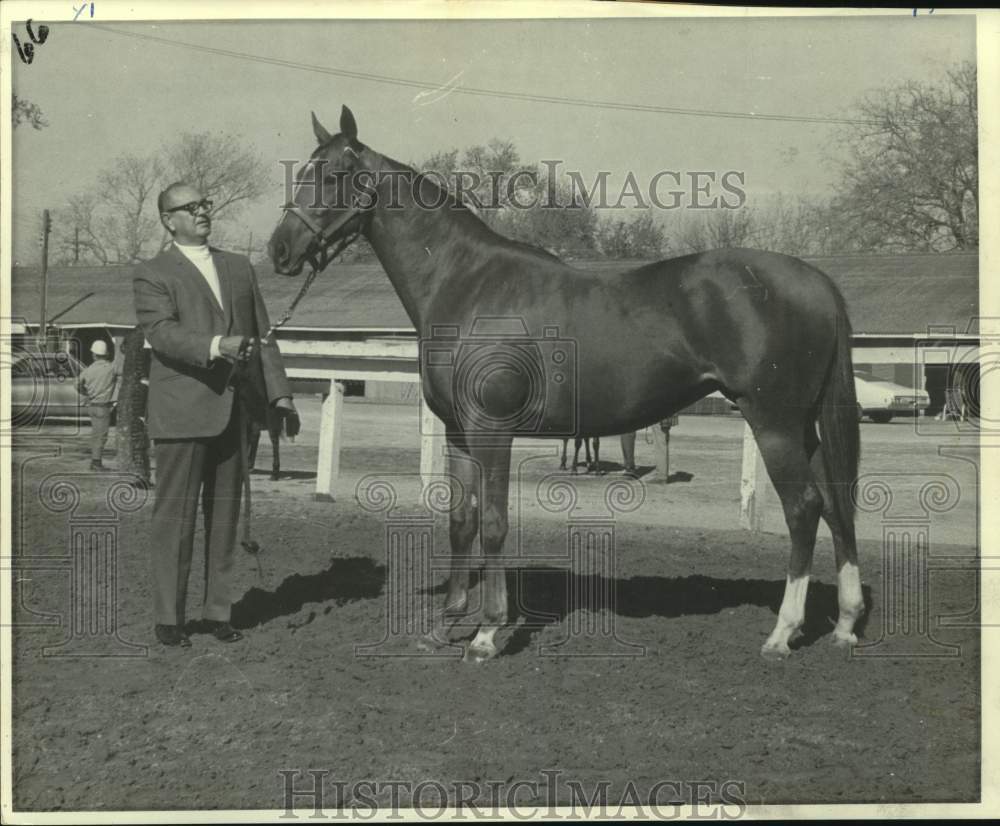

{"left": 165, "top": 132, "right": 269, "bottom": 220}
{"left": 55, "top": 132, "right": 269, "bottom": 265}
{"left": 97, "top": 153, "right": 164, "bottom": 262}
{"left": 828, "top": 61, "right": 977, "bottom": 252}
{"left": 54, "top": 194, "right": 111, "bottom": 265}
{"left": 668, "top": 208, "right": 759, "bottom": 254}
{"left": 597, "top": 211, "right": 666, "bottom": 259}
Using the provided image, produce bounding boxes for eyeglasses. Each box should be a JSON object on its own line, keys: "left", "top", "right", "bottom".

{"left": 165, "top": 199, "right": 213, "bottom": 216}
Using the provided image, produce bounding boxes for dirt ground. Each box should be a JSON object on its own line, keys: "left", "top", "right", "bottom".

{"left": 9, "top": 403, "right": 981, "bottom": 811}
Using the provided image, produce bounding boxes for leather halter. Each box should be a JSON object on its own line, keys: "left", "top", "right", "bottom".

{"left": 281, "top": 146, "right": 380, "bottom": 272}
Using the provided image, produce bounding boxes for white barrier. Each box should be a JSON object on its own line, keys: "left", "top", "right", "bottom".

{"left": 276, "top": 334, "right": 976, "bottom": 527}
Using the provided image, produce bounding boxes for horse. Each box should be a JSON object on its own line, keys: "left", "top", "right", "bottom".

{"left": 560, "top": 436, "right": 602, "bottom": 474}
{"left": 247, "top": 404, "right": 283, "bottom": 481}
{"left": 268, "top": 106, "right": 864, "bottom": 662}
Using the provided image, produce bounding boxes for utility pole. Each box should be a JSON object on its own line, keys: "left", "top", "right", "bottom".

{"left": 38, "top": 209, "right": 51, "bottom": 351}
{"left": 73, "top": 225, "right": 80, "bottom": 264}
{"left": 246, "top": 231, "right": 253, "bottom": 260}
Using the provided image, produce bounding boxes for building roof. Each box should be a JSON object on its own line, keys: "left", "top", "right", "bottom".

{"left": 10, "top": 251, "right": 979, "bottom": 337}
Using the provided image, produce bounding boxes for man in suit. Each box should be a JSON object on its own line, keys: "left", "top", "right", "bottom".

{"left": 134, "top": 181, "right": 298, "bottom": 648}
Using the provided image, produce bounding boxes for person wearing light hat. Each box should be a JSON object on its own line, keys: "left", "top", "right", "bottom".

{"left": 77, "top": 339, "right": 119, "bottom": 471}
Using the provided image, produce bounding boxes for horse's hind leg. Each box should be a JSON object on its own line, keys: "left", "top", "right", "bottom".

{"left": 592, "top": 437, "right": 604, "bottom": 475}
{"left": 742, "top": 409, "right": 824, "bottom": 659}
{"left": 560, "top": 438, "right": 569, "bottom": 470}
{"left": 464, "top": 436, "right": 513, "bottom": 663}
{"left": 808, "top": 445, "right": 864, "bottom": 646}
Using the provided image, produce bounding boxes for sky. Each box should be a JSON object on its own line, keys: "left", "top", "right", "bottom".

{"left": 10, "top": 11, "right": 977, "bottom": 264}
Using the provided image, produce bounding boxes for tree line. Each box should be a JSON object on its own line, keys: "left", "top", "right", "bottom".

{"left": 14, "top": 61, "right": 978, "bottom": 266}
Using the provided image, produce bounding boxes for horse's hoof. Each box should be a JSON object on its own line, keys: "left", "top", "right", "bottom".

{"left": 463, "top": 641, "right": 497, "bottom": 663}
{"left": 831, "top": 630, "right": 857, "bottom": 648}
{"left": 760, "top": 641, "right": 791, "bottom": 661}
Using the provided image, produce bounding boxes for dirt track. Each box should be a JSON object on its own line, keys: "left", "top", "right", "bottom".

{"left": 10, "top": 404, "right": 980, "bottom": 810}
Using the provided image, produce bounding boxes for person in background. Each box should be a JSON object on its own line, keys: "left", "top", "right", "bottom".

{"left": 620, "top": 431, "right": 640, "bottom": 478}
{"left": 77, "top": 339, "right": 119, "bottom": 472}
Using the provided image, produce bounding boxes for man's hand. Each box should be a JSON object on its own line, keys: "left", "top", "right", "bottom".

{"left": 219, "top": 336, "right": 256, "bottom": 362}
{"left": 273, "top": 397, "right": 300, "bottom": 439}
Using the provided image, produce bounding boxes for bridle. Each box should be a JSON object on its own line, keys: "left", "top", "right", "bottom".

{"left": 280, "top": 146, "right": 381, "bottom": 272}
{"left": 267, "top": 149, "right": 381, "bottom": 334}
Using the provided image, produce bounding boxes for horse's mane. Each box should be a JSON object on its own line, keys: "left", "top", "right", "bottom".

{"left": 397, "top": 162, "right": 568, "bottom": 268}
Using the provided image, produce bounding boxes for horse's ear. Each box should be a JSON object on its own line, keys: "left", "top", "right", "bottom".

{"left": 312, "top": 111, "right": 333, "bottom": 145}
{"left": 340, "top": 105, "right": 359, "bottom": 143}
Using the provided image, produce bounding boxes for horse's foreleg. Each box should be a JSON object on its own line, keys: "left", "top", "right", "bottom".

{"left": 465, "top": 437, "right": 512, "bottom": 663}
{"left": 423, "top": 432, "right": 481, "bottom": 650}
{"left": 270, "top": 430, "right": 280, "bottom": 481}
{"left": 559, "top": 438, "right": 569, "bottom": 470}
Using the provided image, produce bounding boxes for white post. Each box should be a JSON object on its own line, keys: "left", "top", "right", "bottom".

{"left": 315, "top": 380, "right": 344, "bottom": 502}
{"left": 420, "top": 392, "right": 447, "bottom": 489}
{"left": 739, "top": 421, "right": 770, "bottom": 532}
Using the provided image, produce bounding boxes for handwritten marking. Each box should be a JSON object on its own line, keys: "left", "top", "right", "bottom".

{"left": 73, "top": 2, "right": 95, "bottom": 20}
{"left": 413, "top": 70, "right": 465, "bottom": 107}
{"left": 12, "top": 21, "right": 49, "bottom": 65}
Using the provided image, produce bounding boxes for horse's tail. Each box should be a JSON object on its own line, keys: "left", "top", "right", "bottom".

{"left": 818, "top": 302, "right": 860, "bottom": 530}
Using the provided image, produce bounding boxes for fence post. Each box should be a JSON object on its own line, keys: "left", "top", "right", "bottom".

{"left": 420, "top": 391, "right": 446, "bottom": 489}
{"left": 740, "top": 421, "right": 771, "bottom": 532}
{"left": 315, "top": 380, "right": 344, "bottom": 501}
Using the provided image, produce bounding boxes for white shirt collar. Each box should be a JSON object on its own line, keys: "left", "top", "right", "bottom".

{"left": 174, "top": 241, "right": 212, "bottom": 260}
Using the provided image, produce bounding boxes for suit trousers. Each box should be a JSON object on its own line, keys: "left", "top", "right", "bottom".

{"left": 151, "top": 401, "right": 243, "bottom": 625}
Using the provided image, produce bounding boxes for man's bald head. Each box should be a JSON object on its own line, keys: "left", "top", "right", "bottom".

{"left": 158, "top": 181, "right": 201, "bottom": 215}
{"left": 158, "top": 181, "right": 212, "bottom": 245}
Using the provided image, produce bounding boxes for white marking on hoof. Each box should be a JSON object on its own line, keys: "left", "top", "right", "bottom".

{"left": 835, "top": 561, "right": 864, "bottom": 643}
{"left": 830, "top": 629, "right": 858, "bottom": 648}
{"left": 464, "top": 627, "right": 498, "bottom": 663}
{"left": 764, "top": 574, "right": 809, "bottom": 654}
{"left": 760, "top": 641, "right": 791, "bottom": 661}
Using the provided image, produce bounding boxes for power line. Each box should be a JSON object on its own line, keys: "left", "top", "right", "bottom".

{"left": 84, "top": 23, "right": 876, "bottom": 127}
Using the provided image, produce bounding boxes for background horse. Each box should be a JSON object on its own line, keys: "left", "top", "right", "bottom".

{"left": 247, "top": 405, "right": 283, "bottom": 481}
{"left": 560, "top": 436, "right": 601, "bottom": 474}
{"left": 269, "top": 106, "right": 863, "bottom": 662}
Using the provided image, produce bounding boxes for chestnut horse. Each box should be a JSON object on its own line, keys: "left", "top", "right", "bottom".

{"left": 269, "top": 107, "right": 863, "bottom": 662}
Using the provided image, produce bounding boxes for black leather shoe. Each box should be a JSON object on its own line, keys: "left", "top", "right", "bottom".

{"left": 155, "top": 624, "right": 192, "bottom": 647}
{"left": 204, "top": 621, "right": 244, "bottom": 643}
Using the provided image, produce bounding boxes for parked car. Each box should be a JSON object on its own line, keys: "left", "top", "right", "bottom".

{"left": 854, "top": 369, "right": 930, "bottom": 423}
{"left": 10, "top": 350, "right": 88, "bottom": 425}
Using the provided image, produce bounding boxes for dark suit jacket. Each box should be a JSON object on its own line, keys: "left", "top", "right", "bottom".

{"left": 133, "top": 244, "right": 291, "bottom": 440}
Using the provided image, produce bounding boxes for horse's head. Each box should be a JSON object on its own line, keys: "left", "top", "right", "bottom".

{"left": 269, "top": 105, "right": 375, "bottom": 276}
